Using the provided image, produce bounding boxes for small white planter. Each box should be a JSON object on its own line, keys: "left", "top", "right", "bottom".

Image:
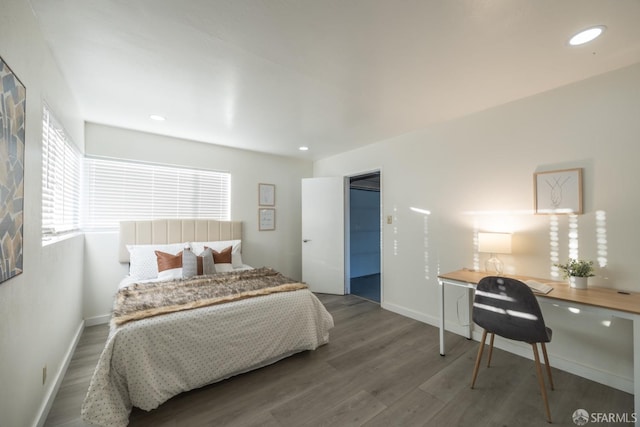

{"left": 569, "top": 276, "right": 588, "bottom": 289}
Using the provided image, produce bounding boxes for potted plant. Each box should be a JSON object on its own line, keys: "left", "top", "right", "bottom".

{"left": 554, "top": 259, "right": 595, "bottom": 289}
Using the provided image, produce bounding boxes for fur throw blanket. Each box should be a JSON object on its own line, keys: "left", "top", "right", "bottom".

{"left": 112, "top": 267, "right": 307, "bottom": 327}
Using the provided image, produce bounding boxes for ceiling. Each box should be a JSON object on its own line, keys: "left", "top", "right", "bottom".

{"left": 29, "top": 0, "right": 640, "bottom": 160}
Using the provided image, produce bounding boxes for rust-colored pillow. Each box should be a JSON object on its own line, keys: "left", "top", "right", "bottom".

{"left": 207, "top": 246, "right": 232, "bottom": 264}
{"left": 155, "top": 250, "right": 183, "bottom": 272}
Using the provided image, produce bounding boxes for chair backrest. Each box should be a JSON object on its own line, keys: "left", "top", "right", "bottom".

{"left": 472, "top": 276, "right": 550, "bottom": 343}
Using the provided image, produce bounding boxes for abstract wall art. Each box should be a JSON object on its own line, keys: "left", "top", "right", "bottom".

{"left": 0, "top": 55, "right": 26, "bottom": 284}
{"left": 534, "top": 168, "right": 583, "bottom": 215}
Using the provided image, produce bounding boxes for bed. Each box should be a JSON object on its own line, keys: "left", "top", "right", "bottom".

{"left": 81, "top": 219, "right": 334, "bottom": 427}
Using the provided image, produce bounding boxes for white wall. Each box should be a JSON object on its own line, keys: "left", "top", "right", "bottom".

{"left": 83, "top": 123, "right": 312, "bottom": 320}
{"left": 0, "top": 1, "right": 85, "bottom": 426}
{"left": 315, "top": 62, "right": 640, "bottom": 392}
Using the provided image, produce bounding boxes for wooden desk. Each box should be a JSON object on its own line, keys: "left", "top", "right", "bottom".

{"left": 438, "top": 269, "right": 640, "bottom": 426}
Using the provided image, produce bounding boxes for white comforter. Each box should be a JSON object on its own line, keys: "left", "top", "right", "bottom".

{"left": 81, "top": 285, "right": 333, "bottom": 427}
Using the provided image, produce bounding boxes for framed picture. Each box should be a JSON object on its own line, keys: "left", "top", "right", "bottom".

{"left": 259, "top": 208, "right": 275, "bottom": 231}
{"left": 534, "top": 168, "right": 583, "bottom": 214}
{"left": 258, "top": 183, "right": 275, "bottom": 206}
{"left": 0, "top": 56, "right": 26, "bottom": 284}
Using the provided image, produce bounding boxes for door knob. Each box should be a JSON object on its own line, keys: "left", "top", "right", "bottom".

{"left": 303, "top": 239, "right": 311, "bottom": 243}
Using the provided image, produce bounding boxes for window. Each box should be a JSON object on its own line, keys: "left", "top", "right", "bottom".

{"left": 83, "top": 157, "right": 230, "bottom": 231}
{"left": 42, "top": 105, "right": 82, "bottom": 241}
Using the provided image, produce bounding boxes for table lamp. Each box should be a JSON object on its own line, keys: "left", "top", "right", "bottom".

{"left": 478, "top": 232, "right": 512, "bottom": 275}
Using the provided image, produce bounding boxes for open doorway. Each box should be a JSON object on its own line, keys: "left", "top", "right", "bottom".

{"left": 348, "top": 172, "right": 381, "bottom": 303}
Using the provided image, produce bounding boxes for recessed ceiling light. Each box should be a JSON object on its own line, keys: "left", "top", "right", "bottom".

{"left": 149, "top": 114, "right": 166, "bottom": 121}
{"left": 569, "top": 25, "right": 606, "bottom": 46}
{"left": 299, "top": 146, "right": 309, "bottom": 151}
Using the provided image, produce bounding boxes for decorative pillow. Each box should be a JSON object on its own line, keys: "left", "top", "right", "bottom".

{"left": 191, "top": 240, "right": 243, "bottom": 268}
{"left": 156, "top": 248, "right": 216, "bottom": 280}
{"left": 199, "top": 247, "right": 216, "bottom": 275}
{"left": 127, "top": 243, "right": 186, "bottom": 280}
{"left": 212, "top": 246, "right": 232, "bottom": 264}
{"left": 204, "top": 246, "right": 233, "bottom": 273}
{"left": 182, "top": 249, "right": 198, "bottom": 278}
{"left": 155, "top": 250, "right": 184, "bottom": 280}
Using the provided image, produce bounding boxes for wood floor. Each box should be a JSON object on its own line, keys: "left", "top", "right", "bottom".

{"left": 45, "top": 294, "right": 633, "bottom": 427}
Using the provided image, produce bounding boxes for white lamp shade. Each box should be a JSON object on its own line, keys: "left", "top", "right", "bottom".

{"left": 478, "top": 232, "right": 512, "bottom": 254}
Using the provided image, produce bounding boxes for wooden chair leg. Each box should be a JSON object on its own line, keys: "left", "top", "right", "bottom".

{"left": 541, "top": 342, "right": 554, "bottom": 391}
{"left": 486, "top": 333, "right": 495, "bottom": 367}
{"left": 532, "top": 343, "right": 552, "bottom": 423}
{"left": 471, "top": 330, "right": 488, "bottom": 389}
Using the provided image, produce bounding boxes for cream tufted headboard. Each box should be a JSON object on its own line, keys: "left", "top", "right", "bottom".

{"left": 119, "top": 219, "right": 243, "bottom": 263}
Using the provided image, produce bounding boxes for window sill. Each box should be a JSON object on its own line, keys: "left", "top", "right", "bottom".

{"left": 42, "top": 231, "right": 84, "bottom": 247}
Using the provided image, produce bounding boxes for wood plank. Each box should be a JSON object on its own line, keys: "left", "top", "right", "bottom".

{"left": 300, "top": 390, "right": 386, "bottom": 427}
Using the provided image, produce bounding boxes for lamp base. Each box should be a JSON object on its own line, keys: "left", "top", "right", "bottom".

{"left": 485, "top": 255, "right": 504, "bottom": 275}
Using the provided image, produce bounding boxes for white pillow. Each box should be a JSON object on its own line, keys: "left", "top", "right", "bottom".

{"left": 158, "top": 267, "right": 183, "bottom": 281}
{"left": 127, "top": 243, "right": 187, "bottom": 280}
{"left": 190, "top": 240, "right": 243, "bottom": 268}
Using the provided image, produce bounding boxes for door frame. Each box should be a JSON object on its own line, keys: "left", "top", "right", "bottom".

{"left": 345, "top": 169, "right": 383, "bottom": 302}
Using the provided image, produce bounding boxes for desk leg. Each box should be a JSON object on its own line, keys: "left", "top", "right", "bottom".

{"left": 634, "top": 317, "right": 640, "bottom": 427}
{"left": 467, "top": 287, "right": 473, "bottom": 339}
{"left": 439, "top": 280, "right": 445, "bottom": 356}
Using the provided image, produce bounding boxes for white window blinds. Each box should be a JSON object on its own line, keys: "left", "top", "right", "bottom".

{"left": 83, "top": 157, "right": 231, "bottom": 231}
{"left": 42, "top": 106, "right": 82, "bottom": 240}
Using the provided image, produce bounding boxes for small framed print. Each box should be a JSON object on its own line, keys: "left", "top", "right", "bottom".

{"left": 259, "top": 208, "right": 276, "bottom": 231}
{"left": 534, "top": 168, "right": 583, "bottom": 214}
{"left": 258, "top": 183, "right": 275, "bottom": 206}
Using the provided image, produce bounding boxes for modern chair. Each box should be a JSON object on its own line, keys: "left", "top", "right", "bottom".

{"left": 470, "top": 276, "right": 554, "bottom": 423}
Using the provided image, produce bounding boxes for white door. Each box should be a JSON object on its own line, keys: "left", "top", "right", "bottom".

{"left": 301, "top": 177, "right": 345, "bottom": 294}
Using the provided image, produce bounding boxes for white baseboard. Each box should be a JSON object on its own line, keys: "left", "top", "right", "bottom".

{"left": 84, "top": 313, "right": 111, "bottom": 326}
{"left": 382, "top": 301, "right": 440, "bottom": 326}
{"left": 381, "top": 301, "right": 633, "bottom": 394}
{"left": 34, "top": 320, "right": 85, "bottom": 427}
{"left": 479, "top": 331, "right": 633, "bottom": 394}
